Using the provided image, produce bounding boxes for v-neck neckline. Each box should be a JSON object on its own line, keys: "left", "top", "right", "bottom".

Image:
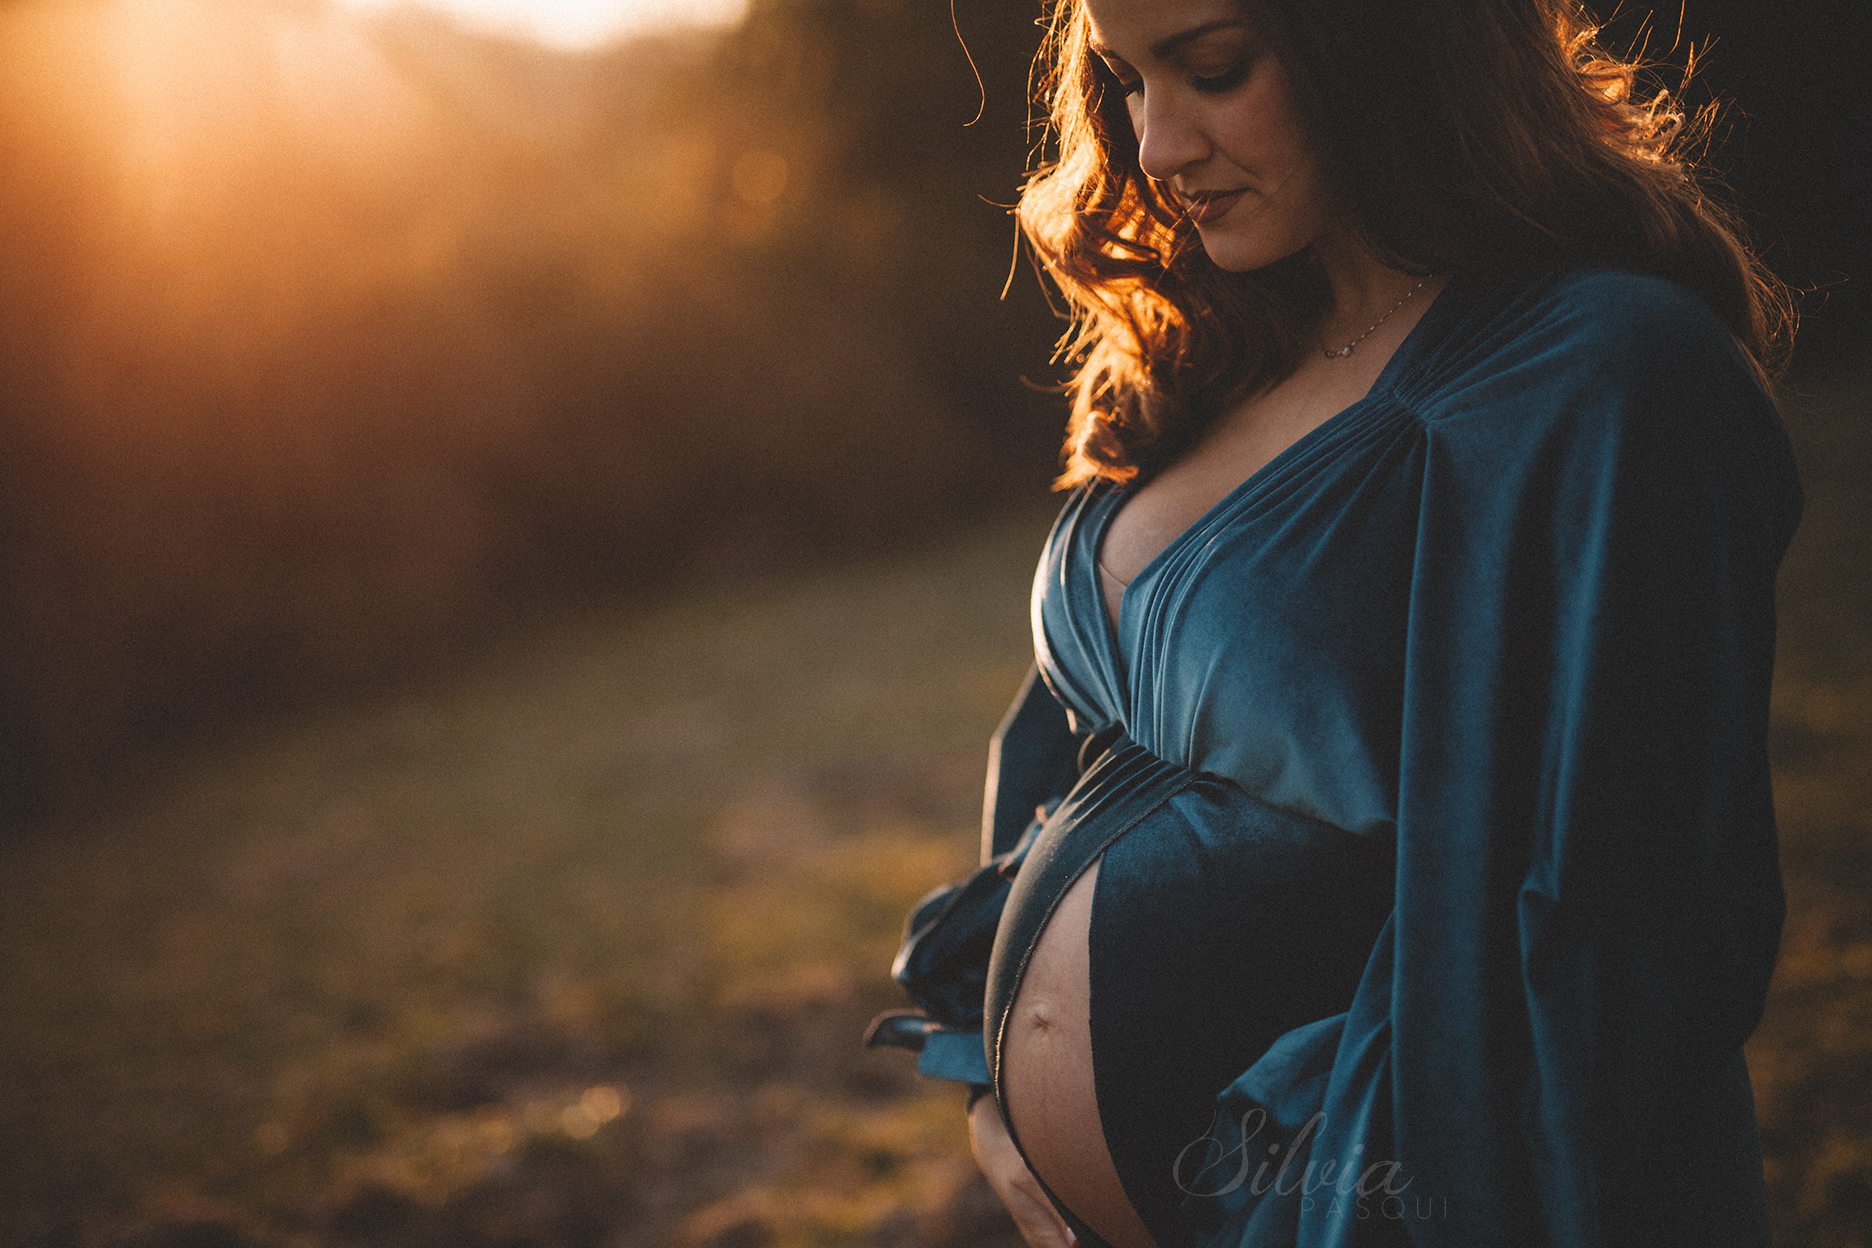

{"left": 1084, "top": 269, "right": 1470, "bottom": 698}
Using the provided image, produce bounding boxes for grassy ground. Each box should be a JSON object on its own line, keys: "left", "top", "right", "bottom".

{"left": 0, "top": 514, "right": 1055, "bottom": 1248}
{"left": 1, "top": 352, "right": 1867, "bottom": 1248}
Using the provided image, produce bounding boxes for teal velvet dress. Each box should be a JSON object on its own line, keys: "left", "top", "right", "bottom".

{"left": 904, "top": 266, "right": 1801, "bottom": 1248}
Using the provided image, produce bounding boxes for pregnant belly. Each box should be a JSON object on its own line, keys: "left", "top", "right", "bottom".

{"left": 1002, "top": 858, "right": 1160, "bottom": 1248}
{"left": 987, "top": 742, "right": 1397, "bottom": 1248}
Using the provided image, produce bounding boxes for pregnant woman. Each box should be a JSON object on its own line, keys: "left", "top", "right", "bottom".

{"left": 865, "top": 0, "right": 1800, "bottom": 1245}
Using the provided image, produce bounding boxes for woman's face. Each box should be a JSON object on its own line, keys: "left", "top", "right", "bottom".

{"left": 1082, "top": 0, "right": 1333, "bottom": 272}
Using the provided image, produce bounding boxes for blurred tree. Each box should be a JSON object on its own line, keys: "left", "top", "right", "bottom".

{"left": 0, "top": 0, "right": 1070, "bottom": 817}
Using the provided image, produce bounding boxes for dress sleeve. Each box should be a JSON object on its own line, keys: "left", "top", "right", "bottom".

{"left": 1180, "top": 292, "right": 1803, "bottom": 1246}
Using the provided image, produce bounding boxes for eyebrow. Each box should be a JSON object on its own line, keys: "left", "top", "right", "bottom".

{"left": 1089, "top": 19, "right": 1250, "bottom": 62}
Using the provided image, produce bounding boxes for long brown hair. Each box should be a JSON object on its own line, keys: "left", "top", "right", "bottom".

{"left": 1018, "top": 0, "right": 1794, "bottom": 488}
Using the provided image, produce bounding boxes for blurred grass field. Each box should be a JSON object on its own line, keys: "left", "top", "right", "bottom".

{"left": 0, "top": 510, "right": 1057, "bottom": 1248}
{"left": 1, "top": 350, "right": 1869, "bottom": 1248}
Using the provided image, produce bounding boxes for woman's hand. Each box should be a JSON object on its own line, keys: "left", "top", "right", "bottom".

{"left": 968, "top": 1092, "right": 1079, "bottom": 1248}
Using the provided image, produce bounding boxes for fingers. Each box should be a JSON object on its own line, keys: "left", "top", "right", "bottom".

{"left": 1005, "top": 1180, "right": 1079, "bottom": 1248}
{"left": 969, "top": 1095, "right": 1080, "bottom": 1248}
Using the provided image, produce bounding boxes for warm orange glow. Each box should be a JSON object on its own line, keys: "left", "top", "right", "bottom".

{"left": 6, "top": 2, "right": 422, "bottom": 277}
{"left": 0, "top": 0, "right": 831, "bottom": 506}
{"left": 0, "top": 0, "right": 938, "bottom": 809}
{"left": 329, "top": 0, "right": 748, "bottom": 48}
{"left": 0, "top": 0, "right": 742, "bottom": 755}
{"left": 0, "top": 0, "right": 680, "bottom": 424}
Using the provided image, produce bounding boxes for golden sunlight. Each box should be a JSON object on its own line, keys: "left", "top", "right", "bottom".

{"left": 329, "top": 0, "right": 749, "bottom": 49}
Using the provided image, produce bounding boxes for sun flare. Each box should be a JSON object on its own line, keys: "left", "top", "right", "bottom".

{"left": 329, "top": 0, "right": 749, "bottom": 49}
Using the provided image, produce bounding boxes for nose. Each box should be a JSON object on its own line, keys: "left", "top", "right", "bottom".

{"left": 1132, "top": 87, "right": 1212, "bottom": 183}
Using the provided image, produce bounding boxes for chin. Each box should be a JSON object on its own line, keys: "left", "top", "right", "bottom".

{"left": 1197, "top": 234, "right": 1308, "bottom": 273}
{"left": 1194, "top": 218, "right": 1317, "bottom": 273}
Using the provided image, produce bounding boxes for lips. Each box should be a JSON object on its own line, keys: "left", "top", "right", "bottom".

{"left": 1182, "top": 189, "right": 1247, "bottom": 225}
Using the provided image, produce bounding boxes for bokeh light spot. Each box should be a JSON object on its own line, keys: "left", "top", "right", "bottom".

{"left": 582, "top": 1083, "right": 628, "bottom": 1123}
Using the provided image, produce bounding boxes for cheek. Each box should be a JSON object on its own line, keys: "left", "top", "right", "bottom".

{"left": 1220, "top": 86, "right": 1302, "bottom": 163}
{"left": 1227, "top": 63, "right": 1311, "bottom": 166}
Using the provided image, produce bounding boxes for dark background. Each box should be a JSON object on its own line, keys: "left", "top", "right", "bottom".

{"left": 1633, "top": 0, "right": 1869, "bottom": 343}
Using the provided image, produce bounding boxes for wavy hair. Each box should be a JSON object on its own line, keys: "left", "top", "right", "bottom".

{"left": 1018, "top": 0, "right": 1794, "bottom": 487}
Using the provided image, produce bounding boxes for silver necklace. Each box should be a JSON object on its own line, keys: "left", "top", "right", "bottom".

{"left": 1322, "top": 278, "right": 1428, "bottom": 359}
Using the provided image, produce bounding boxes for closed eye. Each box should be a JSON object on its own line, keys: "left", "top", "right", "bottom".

{"left": 1094, "top": 59, "right": 1252, "bottom": 101}
{"left": 1189, "top": 62, "right": 1249, "bottom": 93}
{"left": 1093, "top": 56, "right": 1142, "bottom": 98}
